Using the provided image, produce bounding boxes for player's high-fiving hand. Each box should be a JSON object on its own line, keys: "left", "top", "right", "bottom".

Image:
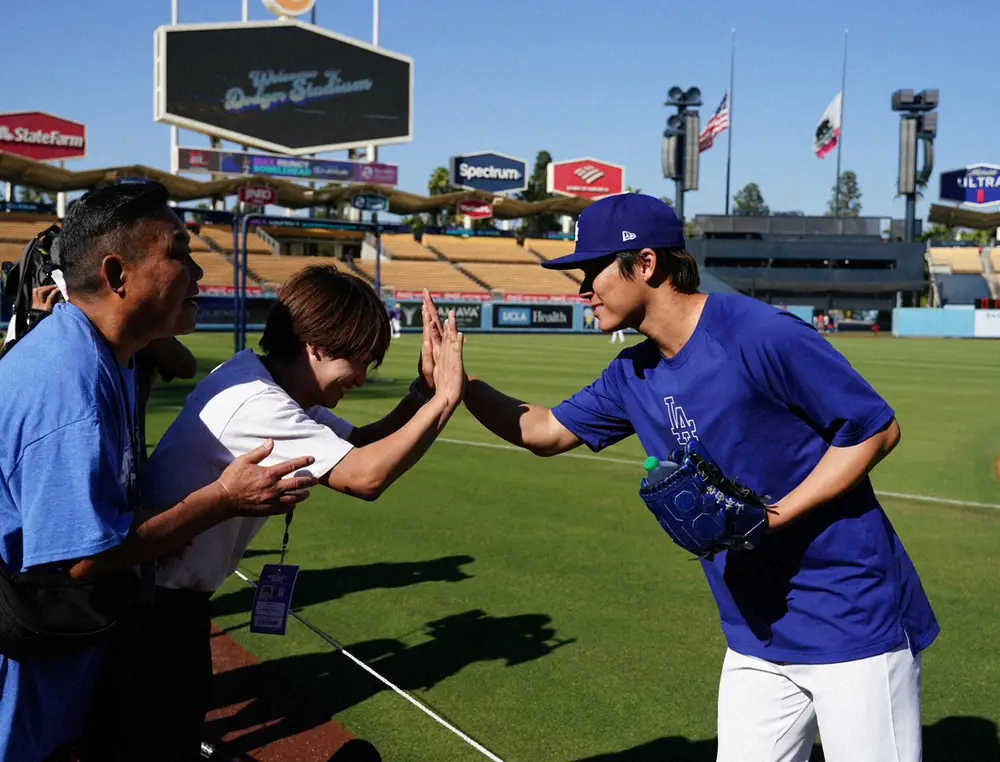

{"left": 418, "top": 288, "right": 445, "bottom": 394}
{"left": 432, "top": 310, "right": 466, "bottom": 410}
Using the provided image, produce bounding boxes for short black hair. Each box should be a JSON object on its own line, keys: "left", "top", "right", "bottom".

{"left": 616, "top": 247, "right": 700, "bottom": 294}
{"left": 58, "top": 182, "right": 172, "bottom": 294}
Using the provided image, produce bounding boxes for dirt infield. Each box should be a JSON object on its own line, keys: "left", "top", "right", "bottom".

{"left": 204, "top": 624, "right": 383, "bottom": 762}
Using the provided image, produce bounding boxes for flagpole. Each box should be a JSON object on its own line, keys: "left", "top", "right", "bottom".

{"left": 724, "top": 28, "right": 735, "bottom": 216}
{"left": 834, "top": 28, "right": 848, "bottom": 216}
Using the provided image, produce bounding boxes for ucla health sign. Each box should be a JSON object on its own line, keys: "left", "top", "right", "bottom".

{"left": 493, "top": 305, "right": 573, "bottom": 329}
{"left": 939, "top": 164, "right": 1000, "bottom": 207}
{"left": 449, "top": 152, "right": 528, "bottom": 194}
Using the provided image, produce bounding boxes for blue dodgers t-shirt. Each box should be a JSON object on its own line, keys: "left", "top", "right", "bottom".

{"left": 0, "top": 303, "right": 137, "bottom": 759}
{"left": 553, "top": 293, "right": 939, "bottom": 665}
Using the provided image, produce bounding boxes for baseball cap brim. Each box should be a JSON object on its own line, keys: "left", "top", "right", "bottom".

{"left": 540, "top": 250, "right": 614, "bottom": 271}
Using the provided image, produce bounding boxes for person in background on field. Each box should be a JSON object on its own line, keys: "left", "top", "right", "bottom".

{"left": 80, "top": 268, "right": 467, "bottom": 762}
{"left": 610, "top": 327, "right": 626, "bottom": 344}
{"left": 455, "top": 193, "right": 938, "bottom": 762}
{"left": 0, "top": 182, "right": 317, "bottom": 762}
{"left": 389, "top": 301, "right": 403, "bottom": 339}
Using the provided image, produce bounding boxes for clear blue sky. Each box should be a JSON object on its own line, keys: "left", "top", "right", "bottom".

{"left": 2, "top": 0, "right": 995, "bottom": 223}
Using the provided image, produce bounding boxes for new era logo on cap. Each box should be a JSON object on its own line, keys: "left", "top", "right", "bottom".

{"left": 541, "top": 194, "right": 686, "bottom": 271}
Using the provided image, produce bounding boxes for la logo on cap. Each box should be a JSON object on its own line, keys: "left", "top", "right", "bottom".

{"left": 574, "top": 219, "right": 580, "bottom": 242}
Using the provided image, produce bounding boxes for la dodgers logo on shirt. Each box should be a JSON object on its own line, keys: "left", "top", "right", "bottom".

{"left": 664, "top": 396, "right": 698, "bottom": 444}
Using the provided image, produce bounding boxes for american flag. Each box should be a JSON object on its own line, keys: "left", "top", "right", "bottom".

{"left": 699, "top": 92, "right": 730, "bottom": 153}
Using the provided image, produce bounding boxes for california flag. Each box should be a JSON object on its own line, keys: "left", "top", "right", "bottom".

{"left": 813, "top": 92, "right": 843, "bottom": 158}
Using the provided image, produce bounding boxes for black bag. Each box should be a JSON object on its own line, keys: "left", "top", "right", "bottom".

{"left": 1, "top": 224, "right": 63, "bottom": 359}
{"left": 0, "top": 560, "right": 143, "bottom": 662}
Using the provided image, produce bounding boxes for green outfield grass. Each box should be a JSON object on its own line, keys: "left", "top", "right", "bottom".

{"left": 145, "top": 332, "right": 1000, "bottom": 762}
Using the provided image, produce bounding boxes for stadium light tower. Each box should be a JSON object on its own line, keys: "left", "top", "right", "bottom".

{"left": 662, "top": 86, "right": 702, "bottom": 222}
{"left": 892, "top": 89, "right": 939, "bottom": 242}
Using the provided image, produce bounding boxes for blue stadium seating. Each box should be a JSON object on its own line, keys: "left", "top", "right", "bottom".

{"left": 937, "top": 274, "right": 989, "bottom": 306}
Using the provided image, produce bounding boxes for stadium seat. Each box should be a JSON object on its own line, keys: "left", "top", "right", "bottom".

{"left": 353, "top": 259, "right": 486, "bottom": 292}
{"left": 937, "top": 273, "right": 990, "bottom": 305}
{"left": 0, "top": 219, "right": 55, "bottom": 244}
{"left": 199, "top": 225, "right": 274, "bottom": 255}
{"left": 0, "top": 242, "right": 27, "bottom": 263}
{"left": 526, "top": 239, "right": 575, "bottom": 261}
{"left": 244, "top": 254, "right": 330, "bottom": 288}
{"left": 192, "top": 251, "right": 237, "bottom": 287}
{"left": 381, "top": 234, "right": 436, "bottom": 261}
{"left": 425, "top": 235, "right": 538, "bottom": 264}
{"left": 928, "top": 247, "right": 983, "bottom": 274}
{"left": 459, "top": 263, "right": 581, "bottom": 294}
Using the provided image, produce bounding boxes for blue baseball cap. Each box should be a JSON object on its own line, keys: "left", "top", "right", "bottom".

{"left": 541, "top": 193, "right": 685, "bottom": 270}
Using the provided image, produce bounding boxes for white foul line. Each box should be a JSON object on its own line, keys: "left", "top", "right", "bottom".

{"left": 232, "top": 568, "right": 506, "bottom": 762}
{"left": 437, "top": 438, "right": 1000, "bottom": 511}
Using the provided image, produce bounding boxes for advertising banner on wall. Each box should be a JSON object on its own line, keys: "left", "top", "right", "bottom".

{"left": 155, "top": 21, "right": 413, "bottom": 155}
{"left": 458, "top": 200, "right": 493, "bottom": 219}
{"left": 238, "top": 186, "right": 278, "bottom": 206}
{"left": 0, "top": 111, "right": 87, "bottom": 162}
{"left": 546, "top": 158, "right": 625, "bottom": 200}
{"left": 0, "top": 201, "right": 57, "bottom": 214}
{"left": 973, "top": 308, "right": 1000, "bottom": 338}
{"left": 397, "top": 301, "right": 483, "bottom": 330}
{"left": 392, "top": 290, "right": 491, "bottom": 302}
{"left": 939, "top": 164, "right": 1000, "bottom": 207}
{"left": 177, "top": 147, "right": 399, "bottom": 185}
{"left": 449, "top": 152, "right": 528, "bottom": 194}
{"left": 493, "top": 304, "right": 574, "bottom": 329}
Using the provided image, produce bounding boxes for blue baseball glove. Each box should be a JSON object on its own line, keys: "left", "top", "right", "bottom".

{"left": 638, "top": 440, "right": 772, "bottom": 558}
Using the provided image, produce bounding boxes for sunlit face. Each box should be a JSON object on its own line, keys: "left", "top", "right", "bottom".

{"left": 307, "top": 349, "right": 373, "bottom": 407}
{"left": 123, "top": 208, "right": 203, "bottom": 338}
{"left": 576, "top": 253, "right": 648, "bottom": 332}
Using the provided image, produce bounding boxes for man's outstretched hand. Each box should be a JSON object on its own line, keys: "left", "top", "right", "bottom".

{"left": 216, "top": 440, "right": 318, "bottom": 518}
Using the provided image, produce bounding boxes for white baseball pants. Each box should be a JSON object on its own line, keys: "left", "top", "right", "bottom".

{"left": 716, "top": 643, "right": 923, "bottom": 762}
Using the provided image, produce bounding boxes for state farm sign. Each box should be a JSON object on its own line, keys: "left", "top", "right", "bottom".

{"left": 239, "top": 186, "right": 278, "bottom": 206}
{"left": 547, "top": 158, "right": 625, "bottom": 200}
{"left": 458, "top": 200, "right": 493, "bottom": 219}
{"left": 0, "top": 112, "right": 87, "bottom": 162}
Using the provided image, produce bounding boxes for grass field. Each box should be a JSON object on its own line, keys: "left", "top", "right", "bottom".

{"left": 145, "top": 332, "right": 1000, "bottom": 762}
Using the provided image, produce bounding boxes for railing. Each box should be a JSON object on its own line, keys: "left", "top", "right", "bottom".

{"left": 255, "top": 227, "right": 281, "bottom": 255}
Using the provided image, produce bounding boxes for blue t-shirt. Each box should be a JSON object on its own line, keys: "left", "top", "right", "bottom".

{"left": 552, "top": 293, "right": 939, "bottom": 665}
{"left": 0, "top": 303, "right": 137, "bottom": 759}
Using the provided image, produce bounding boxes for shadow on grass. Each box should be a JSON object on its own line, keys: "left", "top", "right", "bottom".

{"left": 573, "top": 715, "right": 1000, "bottom": 761}
{"left": 206, "top": 608, "right": 575, "bottom": 755}
{"left": 211, "top": 555, "right": 476, "bottom": 618}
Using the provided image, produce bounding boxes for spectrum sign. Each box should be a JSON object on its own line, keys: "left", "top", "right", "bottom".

{"left": 449, "top": 152, "right": 528, "bottom": 194}
{"left": 0, "top": 111, "right": 87, "bottom": 162}
{"left": 547, "top": 158, "right": 625, "bottom": 200}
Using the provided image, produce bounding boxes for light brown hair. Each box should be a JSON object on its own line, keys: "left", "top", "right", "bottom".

{"left": 260, "top": 264, "right": 391, "bottom": 366}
